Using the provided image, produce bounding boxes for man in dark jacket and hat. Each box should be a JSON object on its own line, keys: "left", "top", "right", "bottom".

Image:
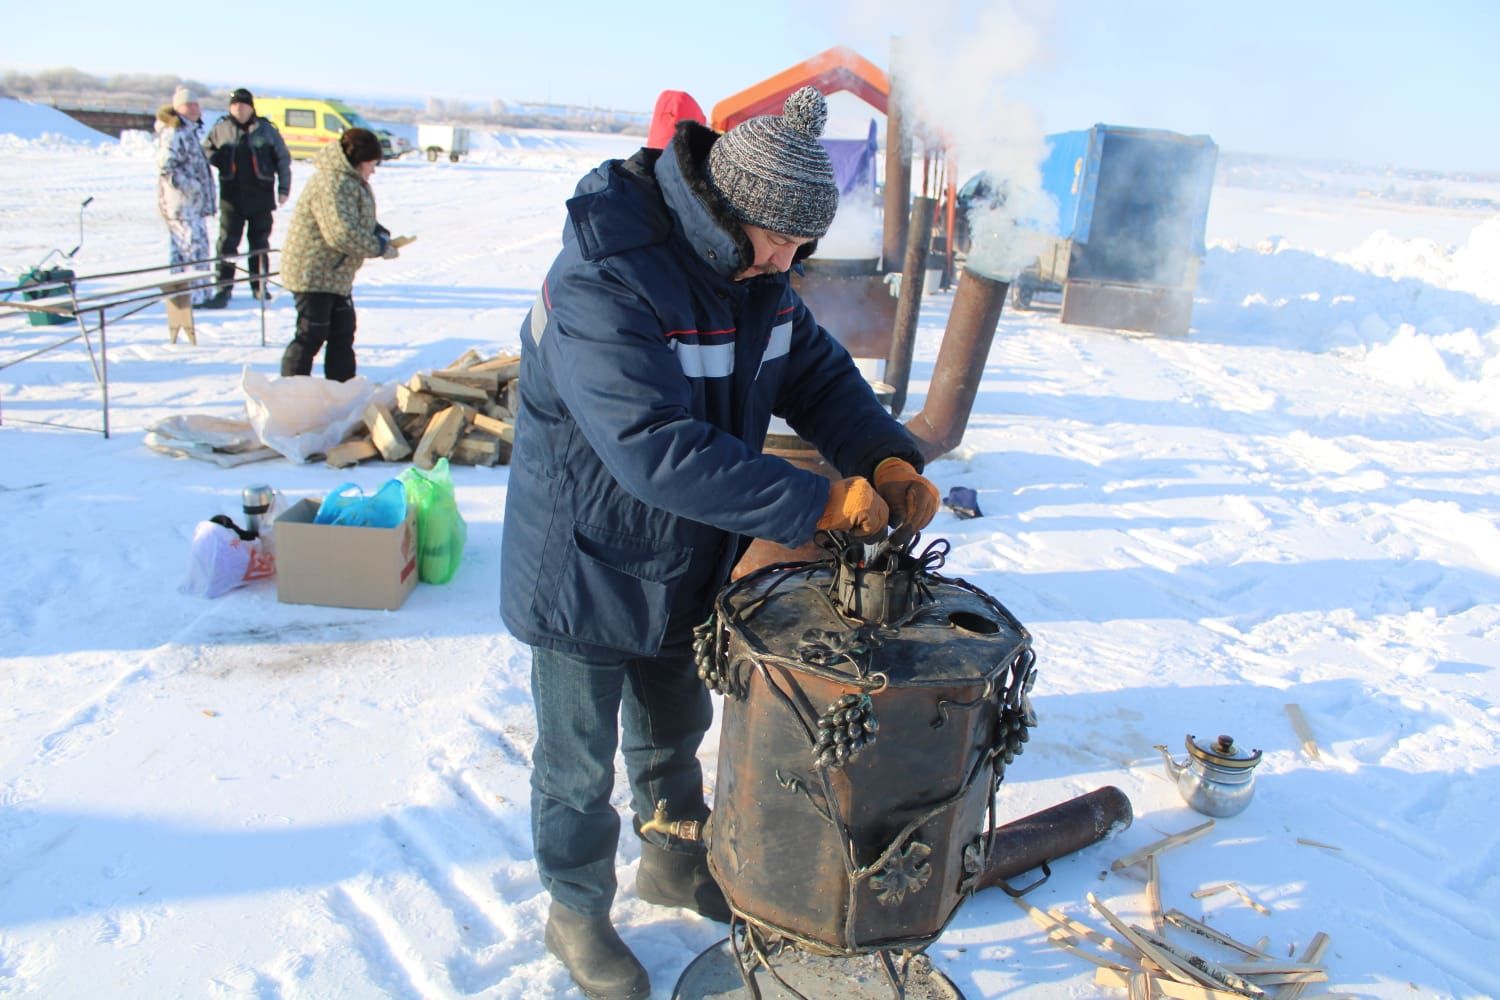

{"left": 501, "top": 86, "right": 941, "bottom": 1000}
{"left": 201, "top": 88, "right": 291, "bottom": 306}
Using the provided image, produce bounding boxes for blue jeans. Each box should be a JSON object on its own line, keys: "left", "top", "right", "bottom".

{"left": 529, "top": 645, "right": 712, "bottom": 917}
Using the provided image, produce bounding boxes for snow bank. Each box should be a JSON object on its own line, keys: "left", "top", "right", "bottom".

{"left": 0, "top": 97, "right": 115, "bottom": 146}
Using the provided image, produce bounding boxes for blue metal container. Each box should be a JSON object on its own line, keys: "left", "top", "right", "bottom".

{"left": 1018, "top": 124, "right": 1217, "bottom": 335}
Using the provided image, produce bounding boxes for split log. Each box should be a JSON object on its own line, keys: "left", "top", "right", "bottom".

{"left": 433, "top": 367, "right": 504, "bottom": 391}
{"left": 472, "top": 412, "right": 514, "bottom": 442}
{"left": 452, "top": 432, "right": 501, "bottom": 467}
{"left": 362, "top": 402, "right": 412, "bottom": 462}
{"left": 399, "top": 411, "right": 433, "bottom": 441}
{"left": 469, "top": 354, "right": 520, "bottom": 379}
{"left": 444, "top": 347, "right": 484, "bottom": 370}
{"left": 413, "top": 405, "right": 467, "bottom": 469}
{"left": 397, "top": 384, "right": 444, "bottom": 418}
{"left": 410, "top": 372, "right": 489, "bottom": 405}
{"left": 325, "top": 438, "right": 379, "bottom": 469}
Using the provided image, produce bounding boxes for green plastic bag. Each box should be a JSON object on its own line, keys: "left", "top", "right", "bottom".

{"left": 398, "top": 458, "right": 467, "bottom": 584}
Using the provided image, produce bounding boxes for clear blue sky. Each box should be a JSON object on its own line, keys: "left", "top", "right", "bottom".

{"left": 3, "top": 0, "right": 1495, "bottom": 171}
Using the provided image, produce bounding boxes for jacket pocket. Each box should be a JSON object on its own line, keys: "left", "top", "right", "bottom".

{"left": 545, "top": 521, "right": 691, "bottom": 655}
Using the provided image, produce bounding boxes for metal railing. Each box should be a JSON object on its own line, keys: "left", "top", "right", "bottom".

{"left": 0, "top": 250, "right": 282, "bottom": 438}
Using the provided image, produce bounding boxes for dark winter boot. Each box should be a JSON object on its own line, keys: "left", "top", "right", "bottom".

{"left": 544, "top": 900, "right": 650, "bottom": 1000}
{"left": 636, "top": 838, "right": 732, "bottom": 923}
{"left": 199, "top": 289, "right": 231, "bottom": 310}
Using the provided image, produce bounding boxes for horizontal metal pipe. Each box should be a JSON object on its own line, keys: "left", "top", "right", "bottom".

{"left": 978, "top": 786, "right": 1134, "bottom": 891}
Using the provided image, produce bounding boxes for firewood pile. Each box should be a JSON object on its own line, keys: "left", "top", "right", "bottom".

{"left": 324, "top": 349, "right": 519, "bottom": 470}
{"left": 1020, "top": 818, "right": 1338, "bottom": 999}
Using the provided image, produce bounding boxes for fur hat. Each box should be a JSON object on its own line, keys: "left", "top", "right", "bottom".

{"left": 706, "top": 87, "right": 839, "bottom": 239}
{"left": 171, "top": 85, "right": 197, "bottom": 107}
{"left": 230, "top": 88, "right": 254, "bottom": 107}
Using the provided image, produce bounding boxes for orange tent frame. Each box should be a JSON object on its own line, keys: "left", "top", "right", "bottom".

{"left": 710, "top": 46, "right": 889, "bottom": 131}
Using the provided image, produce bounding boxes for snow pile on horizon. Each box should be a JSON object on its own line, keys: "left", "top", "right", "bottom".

{"left": 0, "top": 97, "right": 114, "bottom": 147}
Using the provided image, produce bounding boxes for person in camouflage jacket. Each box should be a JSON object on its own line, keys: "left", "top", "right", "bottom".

{"left": 154, "top": 87, "right": 216, "bottom": 308}
{"left": 278, "top": 128, "right": 397, "bottom": 381}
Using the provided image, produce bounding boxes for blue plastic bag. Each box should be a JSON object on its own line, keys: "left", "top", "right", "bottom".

{"left": 314, "top": 478, "right": 408, "bottom": 528}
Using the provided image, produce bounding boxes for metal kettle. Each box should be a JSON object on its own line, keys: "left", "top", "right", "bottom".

{"left": 1155, "top": 734, "right": 1262, "bottom": 817}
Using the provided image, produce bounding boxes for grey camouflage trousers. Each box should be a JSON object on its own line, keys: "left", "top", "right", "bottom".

{"left": 165, "top": 217, "right": 213, "bottom": 306}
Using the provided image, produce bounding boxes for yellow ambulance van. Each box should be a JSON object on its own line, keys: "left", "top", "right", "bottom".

{"left": 253, "top": 97, "right": 393, "bottom": 160}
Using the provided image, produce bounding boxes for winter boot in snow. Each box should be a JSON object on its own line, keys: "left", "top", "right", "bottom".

{"left": 544, "top": 900, "right": 650, "bottom": 1000}
{"left": 636, "top": 837, "right": 732, "bottom": 923}
{"left": 199, "top": 289, "right": 230, "bottom": 310}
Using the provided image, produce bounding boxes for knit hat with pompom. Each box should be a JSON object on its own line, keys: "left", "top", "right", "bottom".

{"left": 706, "top": 87, "right": 839, "bottom": 239}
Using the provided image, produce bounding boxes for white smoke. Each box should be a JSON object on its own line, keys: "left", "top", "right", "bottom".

{"left": 834, "top": 2, "right": 1059, "bottom": 279}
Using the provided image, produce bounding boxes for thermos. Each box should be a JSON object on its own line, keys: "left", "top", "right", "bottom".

{"left": 242, "top": 485, "right": 274, "bottom": 539}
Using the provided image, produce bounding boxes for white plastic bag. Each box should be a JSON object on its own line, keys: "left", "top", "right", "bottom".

{"left": 240, "top": 367, "right": 388, "bottom": 463}
{"left": 181, "top": 520, "right": 275, "bottom": 598}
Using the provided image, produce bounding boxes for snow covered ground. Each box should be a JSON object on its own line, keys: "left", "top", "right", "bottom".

{"left": 1, "top": 98, "right": 1498, "bottom": 998}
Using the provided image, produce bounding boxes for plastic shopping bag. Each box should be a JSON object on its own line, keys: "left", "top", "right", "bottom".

{"left": 240, "top": 368, "right": 387, "bottom": 463}
{"left": 314, "top": 478, "right": 408, "bottom": 528}
{"left": 398, "top": 458, "right": 467, "bottom": 584}
{"left": 182, "top": 518, "right": 275, "bottom": 598}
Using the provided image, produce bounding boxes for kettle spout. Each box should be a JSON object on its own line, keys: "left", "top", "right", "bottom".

{"left": 1153, "top": 744, "right": 1186, "bottom": 781}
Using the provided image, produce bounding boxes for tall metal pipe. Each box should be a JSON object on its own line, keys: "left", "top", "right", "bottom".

{"left": 904, "top": 267, "right": 1009, "bottom": 462}
{"left": 978, "top": 786, "right": 1134, "bottom": 892}
{"left": 881, "top": 69, "right": 912, "bottom": 272}
{"left": 884, "top": 195, "right": 936, "bottom": 418}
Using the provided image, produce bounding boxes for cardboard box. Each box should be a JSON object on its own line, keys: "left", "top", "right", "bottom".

{"left": 274, "top": 498, "right": 418, "bottom": 610}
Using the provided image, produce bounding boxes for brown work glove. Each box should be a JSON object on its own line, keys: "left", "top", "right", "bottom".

{"left": 873, "top": 458, "right": 941, "bottom": 531}
{"left": 816, "top": 477, "right": 890, "bottom": 539}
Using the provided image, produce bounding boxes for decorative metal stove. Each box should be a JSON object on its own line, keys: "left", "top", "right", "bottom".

{"left": 676, "top": 531, "right": 1131, "bottom": 999}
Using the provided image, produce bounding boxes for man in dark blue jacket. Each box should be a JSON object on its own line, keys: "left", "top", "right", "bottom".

{"left": 501, "top": 87, "right": 940, "bottom": 1000}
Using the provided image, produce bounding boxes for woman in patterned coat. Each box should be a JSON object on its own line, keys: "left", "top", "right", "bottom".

{"left": 154, "top": 87, "right": 216, "bottom": 307}
{"left": 278, "top": 128, "right": 397, "bottom": 381}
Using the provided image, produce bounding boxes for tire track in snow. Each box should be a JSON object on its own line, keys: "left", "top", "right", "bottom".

{"left": 324, "top": 883, "right": 448, "bottom": 1000}
{"left": 1327, "top": 845, "right": 1500, "bottom": 995}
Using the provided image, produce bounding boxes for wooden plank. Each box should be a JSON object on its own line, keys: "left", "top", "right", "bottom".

{"left": 412, "top": 404, "right": 467, "bottom": 469}
{"left": 1088, "top": 894, "right": 1250, "bottom": 997}
{"left": 362, "top": 401, "right": 412, "bottom": 462}
{"left": 1147, "top": 852, "right": 1165, "bottom": 935}
{"left": 1275, "top": 933, "right": 1329, "bottom": 1000}
{"left": 1096, "top": 968, "right": 1252, "bottom": 1000}
{"left": 1285, "top": 703, "right": 1321, "bottom": 761}
{"left": 1190, "top": 882, "right": 1271, "bottom": 916}
{"left": 325, "top": 438, "right": 379, "bottom": 469}
{"left": 1112, "top": 819, "right": 1215, "bottom": 872}
{"left": 1014, "top": 897, "right": 1141, "bottom": 961}
{"left": 1135, "top": 926, "right": 1268, "bottom": 998}
{"left": 1165, "top": 910, "right": 1274, "bottom": 960}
